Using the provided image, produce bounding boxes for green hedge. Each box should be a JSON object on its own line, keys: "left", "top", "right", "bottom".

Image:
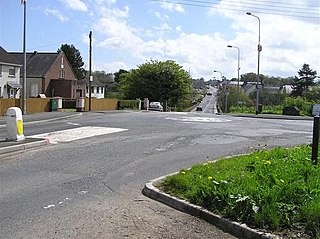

{"left": 118, "top": 100, "right": 140, "bottom": 110}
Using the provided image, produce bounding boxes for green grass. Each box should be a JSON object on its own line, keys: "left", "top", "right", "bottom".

{"left": 160, "top": 145, "right": 320, "bottom": 238}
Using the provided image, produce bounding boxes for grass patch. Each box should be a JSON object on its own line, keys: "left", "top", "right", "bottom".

{"left": 160, "top": 145, "right": 320, "bottom": 238}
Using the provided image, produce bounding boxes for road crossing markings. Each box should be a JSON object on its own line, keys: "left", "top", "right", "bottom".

{"left": 29, "top": 126, "right": 128, "bottom": 144}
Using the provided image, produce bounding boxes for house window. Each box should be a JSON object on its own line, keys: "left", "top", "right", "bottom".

{"left": 30, "top": 83, "right": 39, "bottom": 97}
{"left": 9, "top": 67, "right": 15, "bottom": 77}
{"left": 0, "top": 86, "right": 2, "bottom": 97}
{"left": 0, "top": 64, "right": 2, "bottom": 76}
{"left": 91, "top": 87, "right": 94, "bottom": 93}
{"left": 97, "top": 87, "right": 100, "bottom": 93}
{"left": 59, "top": 69, "right": 65, "bottom": 79}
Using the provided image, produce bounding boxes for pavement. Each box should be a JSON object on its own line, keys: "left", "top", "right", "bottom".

{"left": 0, "top": 111, "right": 314, "bottom": 238}
{"left": 0, "top": 111, "right": 83, "bottom": 155}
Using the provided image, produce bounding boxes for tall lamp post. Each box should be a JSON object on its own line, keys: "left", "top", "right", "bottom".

{"left": 88, "top": 31, "right": 92, "bottom": 111}
{"left": 227, "top": 45, "right": 240, "bottom": 109}
{"left": 21, "top": 0, "right": 27, "bottom": 115}
{"left": 246, "top": 12, "right": 262, "bottom": 115}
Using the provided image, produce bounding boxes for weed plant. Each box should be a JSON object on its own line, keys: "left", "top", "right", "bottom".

{"left": 160, "top": 145, "right": 320, "bottom": 237}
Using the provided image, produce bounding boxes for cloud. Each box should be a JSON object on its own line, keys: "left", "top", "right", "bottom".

{"left": 160, "top": 2, "right": 185, "bottom": 12}
{"left": 44, "top": 8, "right": 69, "bottom": 22}
{"left": 90, "top": 0, "right": 319, "bottom": 79}
{"left": 60, "top": 0, "right": 88, "bottom": 11}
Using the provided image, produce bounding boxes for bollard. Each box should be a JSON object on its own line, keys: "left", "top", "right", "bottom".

{"left": 311, "top": 116, "right": 319, "bottom": 165}
{"left": 6, "top": 107, "right": 25, "bottom": 141}
{"left": 76, "top": 97, "right": 85, "bottom": 112}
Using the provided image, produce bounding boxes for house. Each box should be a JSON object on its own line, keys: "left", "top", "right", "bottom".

{"left": 86, "top": 76, "right": 105, "bottom": 99}
{"left": 10, "top": 51, "right": 86, "bottom": 98}
{"left": 0, "top": 46, "right": 22, "bottom": 98}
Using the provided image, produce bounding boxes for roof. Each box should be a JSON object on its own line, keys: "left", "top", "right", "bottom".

{"left": 10, "top": 51, "right": 60, "bottom": 77}
{"left": 0, "top": 46, "right": 21, "bottom": 65}
{"left": 7, "top": 81, "right": 22, "bottom": 89}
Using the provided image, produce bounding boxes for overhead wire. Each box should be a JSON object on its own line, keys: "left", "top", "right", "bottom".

{"left": 149, "top": 0, "right": 320, "bottom": 19}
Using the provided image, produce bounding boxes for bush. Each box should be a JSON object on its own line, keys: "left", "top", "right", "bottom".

{"left": 118, "top": 100, "right": 140, "bottom": 110}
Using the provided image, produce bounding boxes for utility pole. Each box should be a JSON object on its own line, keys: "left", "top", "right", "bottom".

{"left": 21, "top": 0, "right": 27, "bottom": 115}
{"left": 89, "top": 31, "right": 92, "bottom": 111}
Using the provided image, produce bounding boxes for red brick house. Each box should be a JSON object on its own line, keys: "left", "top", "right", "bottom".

{"left": 10, "top": 51, "right": 86, "bottom": 98}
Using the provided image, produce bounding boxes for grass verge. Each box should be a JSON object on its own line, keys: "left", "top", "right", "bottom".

{"left": 159, "top": 145, "right": 320, "bottom": 238}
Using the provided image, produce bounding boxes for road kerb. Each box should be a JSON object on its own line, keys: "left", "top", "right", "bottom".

{"left": 142, "top": 175, "right": 277, "bottom": 239}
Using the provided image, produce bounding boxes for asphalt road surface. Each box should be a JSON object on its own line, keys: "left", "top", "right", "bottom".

{"left": 0, "top": 111, "right": 313, "bottom": 238}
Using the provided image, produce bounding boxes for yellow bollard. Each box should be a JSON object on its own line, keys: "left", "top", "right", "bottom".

{"left": 6, "top": 107, "right": 25, "bottom": 141}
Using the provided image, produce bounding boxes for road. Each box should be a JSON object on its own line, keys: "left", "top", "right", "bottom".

{"left": 0, "top": 111, "right": 313, "bottom": 238}
{"left": 195, "top": 86, "right": 218, "bottom": 114}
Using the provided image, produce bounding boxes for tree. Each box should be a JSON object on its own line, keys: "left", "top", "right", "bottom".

{"left": 291, "top": 63, "right": 317, "bottom": 97}
{"left": 119, "top": 60, "right": 192, "bottom": 106}
{"left": 58, "top": 44, "right": 86, "bottom": 80}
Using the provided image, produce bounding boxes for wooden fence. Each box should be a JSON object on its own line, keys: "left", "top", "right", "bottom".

{"left": 0, "top": 98, "right": 119, "bottom": 116}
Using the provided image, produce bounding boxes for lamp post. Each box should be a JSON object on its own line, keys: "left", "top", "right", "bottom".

{"left": 214, "top": 70, "right": 228, "bottom": 113}
{"left": 89, "top": 31, "right": 92, "bottom": 111}
{"left": 246, "top": 12, "right": 262, "bottom": 115}
{"left": 21, "top": 0, "right": 27, "bottom": 115}
{"left": 227, "top": 45, "right": 240, "bottom": 109}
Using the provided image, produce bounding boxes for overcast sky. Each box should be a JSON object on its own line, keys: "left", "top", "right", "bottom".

{"left": 0, "top": 0, "right": 319, "bottom": 80}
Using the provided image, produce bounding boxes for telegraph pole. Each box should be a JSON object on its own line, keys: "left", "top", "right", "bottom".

{"left": 89, "top": 31, "right": 92, "bottom": 111}
{"left": 21, "top": 0, "right": 27, "bottom": 114}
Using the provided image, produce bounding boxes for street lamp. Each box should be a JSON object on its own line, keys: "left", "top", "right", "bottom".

{"left": 246, "top": 11, "right": 262, "bottom": 115}
{"left": 227, "top": 45, "right": 240, "bottom": 109}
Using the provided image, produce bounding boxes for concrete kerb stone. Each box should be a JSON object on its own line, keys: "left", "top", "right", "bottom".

{"left": 0, "top": 139, "right": 48, "bottom": 155}
{"left": 142, "top": 174, "right": 278, "bottom": 239}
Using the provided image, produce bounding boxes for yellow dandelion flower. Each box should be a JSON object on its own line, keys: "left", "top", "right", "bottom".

{"left": 208, "top": 176, "right": 213, "bottom": 180}
{"left": 264, "top": 160, "right": 271, "bottom": 165}
{"left": 280, "top": 179, "right": 285, "bottom": 183}
{"left": 181, "top": 171, "right": 186, "bottom": 174}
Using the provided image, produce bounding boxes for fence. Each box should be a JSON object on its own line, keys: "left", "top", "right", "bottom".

{"left": 0, "top": 98, "right": 139, "bottom": 116}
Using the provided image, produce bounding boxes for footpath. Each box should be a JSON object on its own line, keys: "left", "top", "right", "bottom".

{"left": 0, "top": 111, "right": 82, "bottom": 155}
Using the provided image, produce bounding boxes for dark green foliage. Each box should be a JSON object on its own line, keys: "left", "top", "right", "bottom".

{"left": 118, "top": 60, "right": 192, "bottom": 106}
{"left": 291, "top": 64, "right": 317, "bottom": 97}
{"left": 58, "top": 44, "right": 86, "bottom": 80}
{"left": 118, "top": 100, "right": 140, "bottom": 110}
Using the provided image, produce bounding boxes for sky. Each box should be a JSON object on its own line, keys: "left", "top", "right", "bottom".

{"left": 0, "top": 0, "right": 319, "bottom": 80}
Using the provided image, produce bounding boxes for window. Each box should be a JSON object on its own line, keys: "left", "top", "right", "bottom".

{"left": 9, "top": 67, "right": 15, "bottom": 77}
{"left": 0, "top": 86, "right": 2, "bottom": 97}
{"left": 59, "top": 69, "right": 65, "bottom": 79}
{"left": 97, "top": 87, "right": 100, "bottom": 93}
{"left": 91, "top": 87, "right": 94, "bottom": 93}
{"left": 30, "top": 83, "right": 39, "bottom": 97}
{"left": 0, "top": 64, "right": 2, "bottom": 76}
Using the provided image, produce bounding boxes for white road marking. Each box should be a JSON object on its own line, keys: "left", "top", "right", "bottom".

{"left": 30, "top": 126, "right": 128, "bottom": 144}
{"left": 67, "top": 122, "right": 80, "bottom": 126}
{"left": 166, "top": 116, "right": 231, "bottom": 123}
{"left": 43, "top": 204, "right": 55, "bottom": 209}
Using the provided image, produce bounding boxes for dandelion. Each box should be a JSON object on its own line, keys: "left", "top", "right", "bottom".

{"left": 208, "top": 176, "right": 213, "bottom": 180}
{"left": 280, "top": 179, "right": 285, "bottom": 183}
{"left": 181, "top": 171, "right": 186, "bottom": 174}
{"left": 264, "top": 160, "right": 271, "bottom": 165}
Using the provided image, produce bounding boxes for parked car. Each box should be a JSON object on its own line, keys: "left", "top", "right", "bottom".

{"left": 196, "top": 106, "right": 203, "bottom": 111}
{"left": 149, "top": 102, "right": 163, "bottom": 111}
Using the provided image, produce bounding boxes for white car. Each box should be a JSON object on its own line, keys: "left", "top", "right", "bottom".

{"left": 149, "top": 102, "right": 163, "bottom": 111}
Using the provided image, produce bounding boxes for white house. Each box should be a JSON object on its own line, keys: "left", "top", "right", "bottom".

{"left": 0, "top": 46, "right": 22, "bottom": 98}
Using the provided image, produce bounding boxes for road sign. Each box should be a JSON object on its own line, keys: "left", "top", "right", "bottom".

{"left": 312, "top": 104, "right": 320, "bottom": 116}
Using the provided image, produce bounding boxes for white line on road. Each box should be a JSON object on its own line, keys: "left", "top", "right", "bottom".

{"left": 29, "top": 126, "right": 128, "bottom": 144}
